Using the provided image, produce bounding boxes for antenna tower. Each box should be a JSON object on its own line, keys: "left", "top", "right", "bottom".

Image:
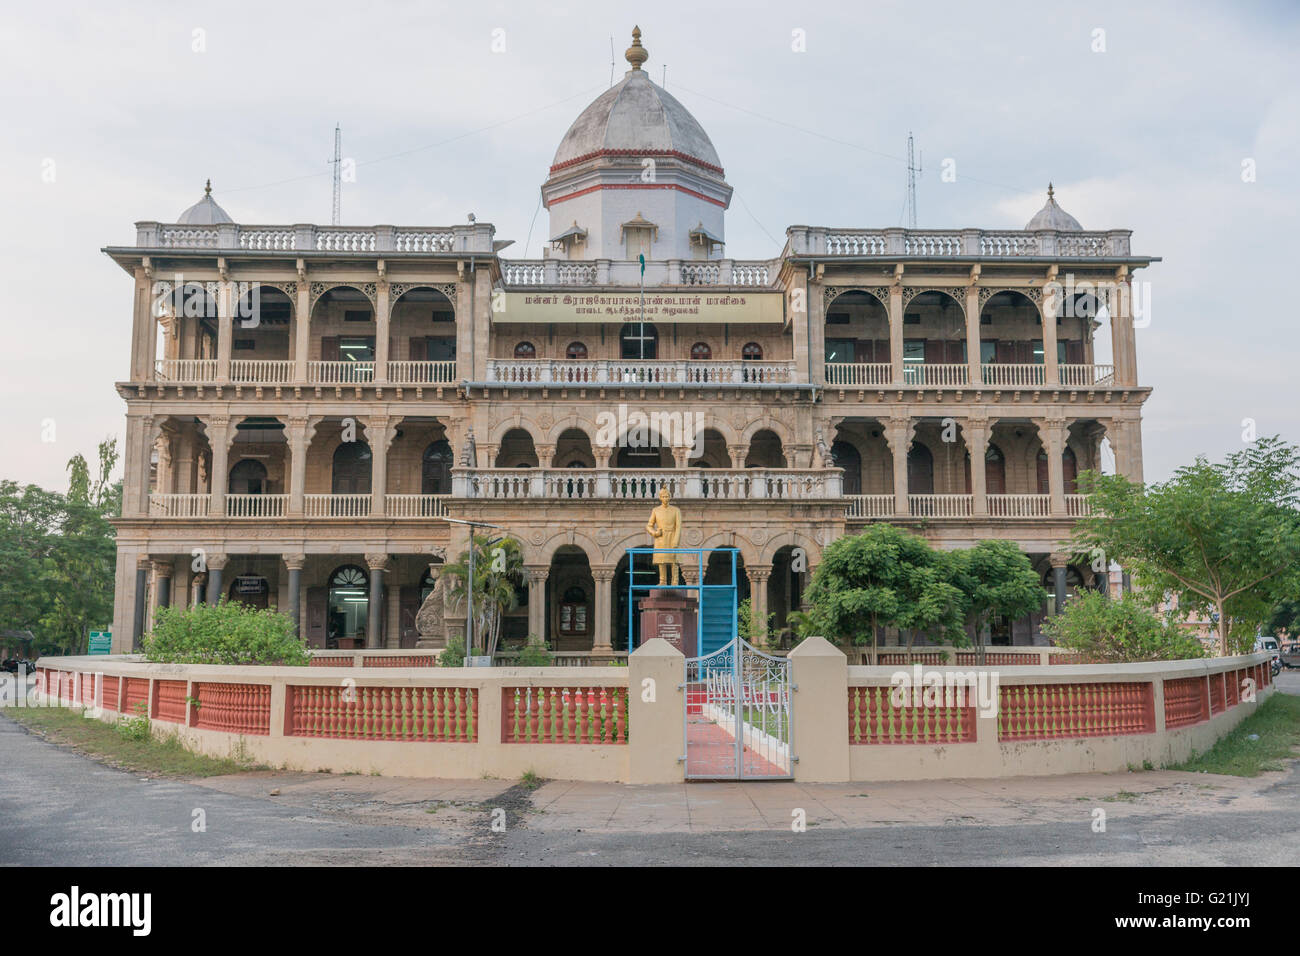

{"left": 906, "top": 131, "right": 922, "bottom": 228}
{"left": 330, "top": 124, "right": 342, "bottom": 226}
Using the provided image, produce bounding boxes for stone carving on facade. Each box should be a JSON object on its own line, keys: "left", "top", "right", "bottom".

{"left": 902, "top": 287, "right": 964, "bottom": 309}
{"left": 414, "top": 575, "right": 447, "bottom": 644}
{"left": 309, "top": 281, "right": 378, "bottom": 308}
{"left": 823, "top": 286, "right": 890, "bottom": 308}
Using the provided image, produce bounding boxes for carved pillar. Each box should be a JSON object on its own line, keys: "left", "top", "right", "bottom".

{"left": 206, "top": 416, "right": 234, "bottom": 516}
{"left": 592, "top": 567, "right": 616, "bottom": 653}
{"left": 1112, "top": 278, "right": 1138, "bottom": 387}
{"left": 123, "top": 413, "right": 153, "bottom": 517}
{"left": 154, "top": 429, "right": 174, "bottom": 496}
{"left": 215, "top": 282, "right": 233, "bottom": 383}
{"left": 888, "top": 286, "right": 904, "bottom": 385}
{"left": 132, "top": 555, "right": 149, "bottom": 649}
{"left": 1049, "top": 552, "right": 1070, "bottom": 615}
{"left": 884, "top": 416, "right": 914, "bottom": 516}
{"left": 1042, "top": 283, "right": 1060, "bottom": 386}
{"left": 365, "top": 553, "right": 388, "bottom": 650}
{"left": 284, "top": 553, "right": 305, "bottom": 636}
{"left": 286, "top": 417, "right": 317, "bottom": 516}
{"left": 727, "top": 444, "right": 748, "bottom": 469}
{"left": 205, "top": 553, "right": 228, "bottom": 605}
{"left": 363, "top": 416, "right": 397, "bottom": 517}
{"left": 130, "top": 269, "right": 153, "bottom": 381}
{"left": 965, "top": 286, "right": 982, "bottom": 387}
{"left": 536, "top": 444, "right": 556, "bottom": 469}
{"left": 1038, "top": 417, "right": 1068, "bottom": 517}
{"left": 374, "top": 280, "right": 390, "bottom": 384}
{"left": 152, "top": 560, "right": 173, "bottom": 611}
{"left": 747, "top": 564, "right": 773, "bottom": 646}
{"left": 525, "top": 566, "right": 548, "bottom": 644}
{"left": 966, "top": 417, "right": 990, "bottom": 516}
{"left": 294, "top": 278, "right": 311, "bottom": 382}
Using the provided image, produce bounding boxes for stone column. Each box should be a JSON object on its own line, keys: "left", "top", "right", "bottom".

{"left": 1112, "top": 278, "right": 1138, "bottom": 387}
{"left": 727, "top": 444, "right": 748, "bottom": 469}
{"left": 192, "top": 573, "right": 207, "bottom": 607}
{"left": 374, "top": 280, "right": 391, "bottom": 384}
{"left": 746, "top": 564, "right": 772, "bottom": 645}
{"left": 964, "top": 286, "right": 982, "bottom": 387}
{"left": 888, "top": 286, "right": 904, "bottom": 385}
{"left": 1042, "top": 283, "right": 1060, "bottom": 386}
{"left": 205, "top": 553, "right": 228, "bottom": 605}
{"left": 525, "top": 566, "right": 548, "bottom": 644}
{"left": 133, "top": 556, "right": 149, "bottom": 649}
{"left": 284, "top": 553, "right": 305, "bottom": 636}
{"left": 286, "top": 417, "right": 316, "bottom": 516}
{"left": 206, "top": 415, "right": 234, "bottom": 517}
{"left": 1040, "top": 417, "right": 1067, "bottom": 517}
{"left": 592, "top": 567, "right": 616, "bottom": 654}
{"left": 1050, "top": 552, "right": 1070, "bottom": 615}
{"left": 364, "top": 416, "right": 397, "bottom": 517}
{"left": 122, "top": 413, "right": 153, "bottom": 517}
{"left": 215, "top": 282, "right": 233, "bottom": 383}
{"left": 884, "top": 415, "right": 914, "bottom": 516}
{"left": 130, "top": 269, "right": 154, "bottom": 381}
{"left": 966, "top": 417, "right": 990, "bottom": 516}
{"left": 153, "top": 560, "right": 173, "bottom": 610}
{"left": 536, "top": 444, "right": 556, "bottom": 469}
{"left": 154, "top": 429, "right": 174, "bottom": 496}
{"left": 294, "top": 278, "right": 311, "bottom": 382}
{"left": 365, "top": 554, "right": 388, "bottom": 650}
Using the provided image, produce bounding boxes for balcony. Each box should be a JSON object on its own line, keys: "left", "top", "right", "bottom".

{"left": 152, "top": 359, "right": 457, "bottom": 386}
{"left": 484, "top": 359, "right": 796, "bottom": 386}
{"left": 499, "top": 258, "right": 773, "bottom": 288}
{"left": 132, "top": 222, "right": 495, "bottom": 254}
{"left": 460, "top": 468, "right": 838, "bottom": 501}
{"left": 789, "top": 226, "right": 1133, "bottom": 259}
{"left": 845, "top": 493, "right": 1088, "bottom": 520}
{"left": 147, "top": 493, "right": 450, "bottom": 519}
{"left": 823, "top": 362, "right": 1120, "bottom": 389}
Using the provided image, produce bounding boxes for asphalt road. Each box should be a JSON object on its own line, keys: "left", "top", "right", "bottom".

{"left": 1, "top": 671, "right": 1297, "bottom": 866}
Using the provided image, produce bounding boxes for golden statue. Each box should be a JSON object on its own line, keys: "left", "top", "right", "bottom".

{"left": 645, "top": 486, "right": 682, "bottom": 585}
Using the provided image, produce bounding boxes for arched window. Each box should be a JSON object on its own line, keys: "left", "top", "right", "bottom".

{"left": 565, "top": 342, "right": 588, "bottom": 360}
{"left": 559, "top": 585, "right": 589, "bottom": 636}
{"left": 831, "top": 440, "right": 861, "bottom": 496}
{"left": 742, "top": 342, "right": 763, "bottom": 361}
{"left": 907, "top": 442, "right": 934, "bottom": 495}
{"left": 332, "top": 441, "right": 372, "bottom": 495}
{"left": 327, "top": 564, "right": 369, "bottom": 648}
{"left": 621, "top": 323, "right": 657, "bottom": 360}
{"left": 1063, "top": 446, "right": 1078, "bottom": 494}
{"left": 229, "top": 459, "right": 268, "bottom": 495}
{"left": 514, "top": 341, "right": 536, "bottom": 359}
{"left": 690, "top": 342, "right": 712, "bottom": 361}
{"left": 422, "top": 440, "right": 453, "bottom": 495}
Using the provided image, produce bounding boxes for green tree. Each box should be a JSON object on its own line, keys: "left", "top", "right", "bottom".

{"left": 441, "top": 535, "right": 524, "bottom": 659}
{"left": 1042, "top": 591, "right": 1206, "bottom": 662}
{"left": 949, "top": 540, "right": 1047, "bottom": 663}
{"left": 737, "top": 596, "right": 775, "bottom": 646}
{"left": 1265, "top": 599, "right": 1300, "bottom": 641}
{"left": 795, "top": 525, "right": 964, "bottom": 655}
{"left": 1072, "top": 436, "right": 1300, "bottom": 656}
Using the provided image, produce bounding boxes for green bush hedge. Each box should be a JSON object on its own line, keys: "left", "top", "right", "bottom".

{"left": 1042, "top": 591, "right": 1206, "bottom": 663}
{"left": 143, "top": 601, "right": 310, "bottom": 666}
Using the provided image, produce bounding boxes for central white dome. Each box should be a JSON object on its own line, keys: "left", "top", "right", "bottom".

{"left": 551, "top": 69, "right": 723, "bottom": 172}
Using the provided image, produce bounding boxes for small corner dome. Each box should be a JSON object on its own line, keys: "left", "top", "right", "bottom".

{"left": 177, "top": 180, "right": 234, "bottom": 225}
{"left": 550, "top": 27, "right": 722, "bottom": 172}
{"left": 1025, "top": 183, "right": 1082, "bottom": 231}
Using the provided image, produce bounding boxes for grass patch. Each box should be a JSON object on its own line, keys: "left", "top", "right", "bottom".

{"left": 519, "top": 770, "right": 543, "bottom": 791}
{"left": 1171, "top": 692, "right": 1300, "bottom": 777}
{"left": 2, "top": 707, "right": 266, "bottom": 778}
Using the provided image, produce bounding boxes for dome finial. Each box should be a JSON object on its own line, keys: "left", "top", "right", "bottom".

{"left": 625, "top": 26, "right": 648, "bottom": 71}
{"left": 1047, "top": 181, "right": 1055, "bottom": 202}
{"left": 205, "top": 178, "right": 212, "bottom": 196}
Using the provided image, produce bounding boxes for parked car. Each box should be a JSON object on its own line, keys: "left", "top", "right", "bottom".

{"left": 1254, "top": 636, "right": 1281, "bottom": 671}
{"left": 1280, "top": 641, "right": 1300, "bottom": 670}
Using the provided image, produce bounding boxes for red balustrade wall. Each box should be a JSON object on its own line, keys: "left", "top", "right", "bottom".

{"left": 1163, "top": 676, "right": 1209, "bottom": 729}
{"left": 501, "top": 686, "right": 629, "bottom": 744}
{"left": 848, "top": 685, "right": 977, "bottom": 744}
{"left": 152, "top": 680, "right": 188, "bottom": 724}
{"left": 998, "top": 682, "right": 1155, "bottom": 741}
{"left": 1209, "top": 672, "right": 1226, "bottom": 715}
{"left": 307, "top": 657, "right": 353, "bottom": 668}
{"left": 362, "top": 656, "right": 438, "bottom": 668}
{"left": 285, "top": 685, "right": 477, "bottom": 741}
{"left": 122, "top": 678, "right": 150, "bottom": 716}
{"left": 192, "top": 683, "right": 271, "bottom": 735}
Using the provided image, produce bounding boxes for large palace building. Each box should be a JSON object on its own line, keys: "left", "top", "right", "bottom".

{"left": 105, "top": 28, "right": 1153, "bottom": 656}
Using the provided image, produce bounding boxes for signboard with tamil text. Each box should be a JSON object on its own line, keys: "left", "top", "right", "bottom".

{"left": 88, "top": 631, "right": 112, "bottom": 655}
{"left": 500, "top": 291, "right": 784, "bottom": 324}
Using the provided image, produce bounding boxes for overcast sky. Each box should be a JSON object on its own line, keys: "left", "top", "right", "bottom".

{"left": 2, "top": 0, "right": 1296, "bottom": 490}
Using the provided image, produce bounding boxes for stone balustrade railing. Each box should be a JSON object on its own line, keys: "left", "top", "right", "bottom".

{"left": 133, "top": 222, "right": 497, "bottom": 254}
{"left": 788, "top": 226, "right": 1134, "bottom": 259}
{"left": 457, "top": 468, "right": 841, "bottom": 501}
{"left": 823, "top": 362, "right": 1123, "bottom": 390}
{"left": 152, "top": 359, "right": 457, "bottom": 386}
{"left": 484, "top": 358, "right": 795, "bottom": 385}
{"left": 499, "top": 258, "right": 774, "bottom": 288}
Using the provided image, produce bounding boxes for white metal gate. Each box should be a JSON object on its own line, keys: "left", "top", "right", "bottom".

{"left": 684, "top": 639, "right": 792, "bottom": 780}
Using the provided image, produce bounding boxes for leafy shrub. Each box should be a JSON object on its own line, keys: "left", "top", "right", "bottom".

{"left": 514, "top": 642, "right": 553, "bottom": 667}
{"left": 143, "top": 601, "right": 310, "bottom": 666}
{"left": 117, "top": 703, "right": 151, "bottom": 741}
{"left": 1042, "top": 591, "right": 1206, "bottom": 662}
{"left": 438, "top": 635, "right": 466, "bottom": 668}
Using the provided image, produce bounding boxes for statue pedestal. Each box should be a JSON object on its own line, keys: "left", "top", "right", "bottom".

{"left": 638, "top": 589, "right": 698, "bottom": 657}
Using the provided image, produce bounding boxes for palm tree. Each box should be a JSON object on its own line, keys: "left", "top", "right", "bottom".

{"left": 441, "top": 535, "right": 525, "bottom": 659}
